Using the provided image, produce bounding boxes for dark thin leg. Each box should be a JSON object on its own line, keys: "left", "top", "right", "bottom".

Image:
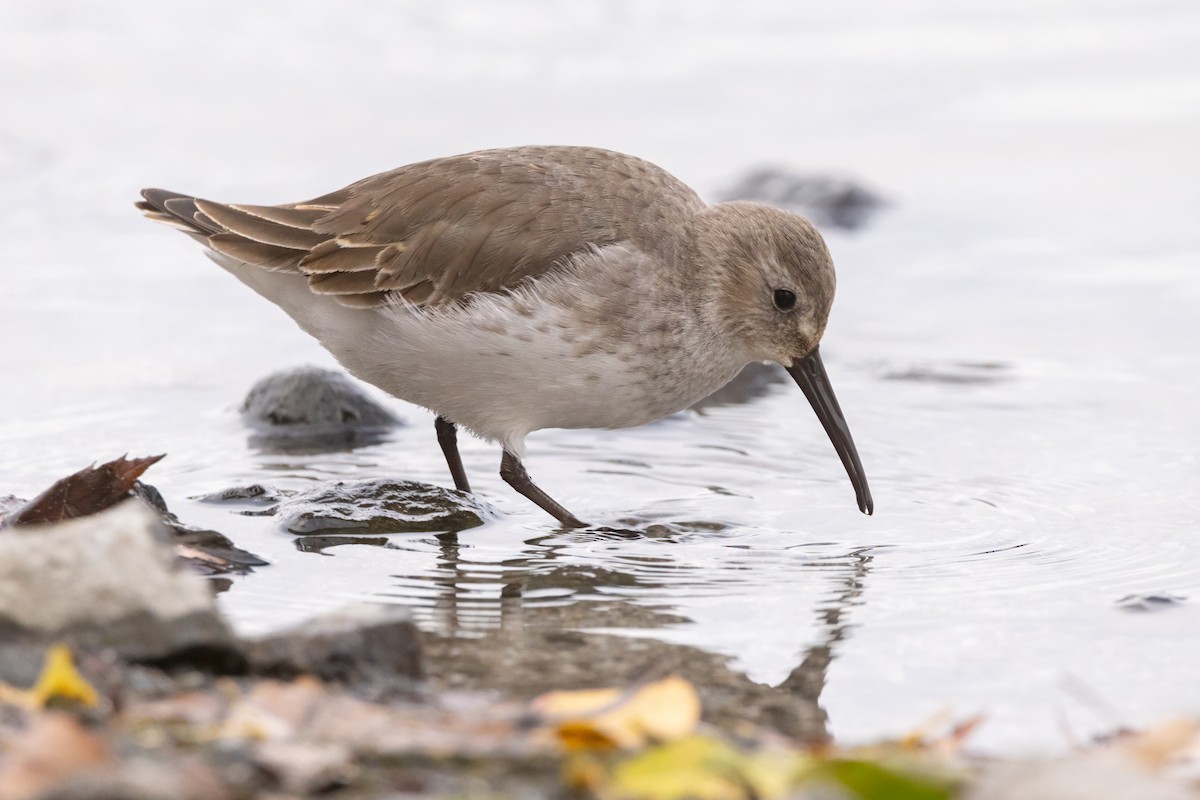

{"left": 500, "top": 450, "right": 587, "bottom": 528}
{"left": 435, "top": 416, "right": 471, "bottom": 492}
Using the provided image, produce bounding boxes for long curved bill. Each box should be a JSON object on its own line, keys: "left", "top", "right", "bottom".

{"left": 786, "top": 347, "right": 874, "bottom": 515}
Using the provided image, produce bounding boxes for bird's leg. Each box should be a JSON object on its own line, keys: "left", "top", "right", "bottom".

{"left": 499, "top": 450, "right": 587, "bottom": 528}
{"left": 435, "top": 416, "right": 471, "bottom": 492}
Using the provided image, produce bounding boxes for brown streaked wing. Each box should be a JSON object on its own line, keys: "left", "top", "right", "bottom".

{"left": 299, "top": 145, "right": 704, "bottom": 306}
{"left": 142, "top": 146, "right": 705, "bottom": 310}
{"left": 207, "top": 234, "right": 304, "bottom": 272}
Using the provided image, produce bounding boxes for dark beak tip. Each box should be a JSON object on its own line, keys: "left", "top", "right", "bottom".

{"left": 789, "top": 348, "right": 874, "bottom": 519}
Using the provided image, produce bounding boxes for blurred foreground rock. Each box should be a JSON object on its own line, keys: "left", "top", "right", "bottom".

{"left": 248, "top": 604, "right": 423, "bottom": 692}
{"left": 242, "top": 366, "right": 402, "bottom": 453}
{"left": 719, "top": 167, "right": 886, "bottom": 231}
{"left": 0, "top": 500, "right": 241, "bottom": 681}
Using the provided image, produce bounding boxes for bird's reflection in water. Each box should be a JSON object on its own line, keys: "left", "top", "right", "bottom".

{"left": 296, "top": 523, "right": 875, "bottom": 742}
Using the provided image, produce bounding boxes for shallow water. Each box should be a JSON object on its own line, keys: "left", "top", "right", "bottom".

{"left": 2, "top": 0, "right": 1199, "bottom": 753}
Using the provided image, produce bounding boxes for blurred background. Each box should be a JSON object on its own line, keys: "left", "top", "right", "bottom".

{"left": 1, "top": 0, "right": 1198, "bottom": 752}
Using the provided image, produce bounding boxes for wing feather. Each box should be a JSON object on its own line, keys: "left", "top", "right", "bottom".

{"left": 138, "top": 146, "right": 703, "bottom": 310}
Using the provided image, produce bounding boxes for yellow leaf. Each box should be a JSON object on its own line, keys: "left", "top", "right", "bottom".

{"left": 532, "top": 675, "right": 701, "bottom": 751}
{"left": 30, "top": 645, "right": 100, "bottom": 709}
{"left": 608, "top": 735, "right": 805, "bottom": 800}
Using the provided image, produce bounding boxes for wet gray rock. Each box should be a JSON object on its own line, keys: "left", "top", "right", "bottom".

{"left": 247, "top": 604, "right": 423, "bottom": 692}
{"left": 241, "top": 366, "right": 402, "bottom": 453}
{"left": 273, "top": 479, "right": 491, "bottom": 536}
{"left": 0, "top": 500, "right": 243, "bottom": 681}
{"left": 196, "top": 483, "right": 291, "bottom": 506}
{"left": 719, "top": 167, "right": 885, "bottom": 230}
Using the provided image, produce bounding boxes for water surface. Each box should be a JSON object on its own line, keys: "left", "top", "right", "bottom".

{"left": 2, "top": 0, "right": 1198, "bottom": 752}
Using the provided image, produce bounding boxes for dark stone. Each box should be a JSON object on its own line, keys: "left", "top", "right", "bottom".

{"left": 247, "top": 604, "right": 423, "bottom": 692}
{"left": 293, "top": 535, "right": 408, "bottom": 554}
{"left": 133, "top": 482, "right": 268, "bottom": 576}
{"left": 719, "top": 167, "right": 886, "bottom": 230}
{"left": 241, "top": 366, "right": 402, "bottom": 453}
{"left": 274, "top": 479, "right": 490, "bottom": 536}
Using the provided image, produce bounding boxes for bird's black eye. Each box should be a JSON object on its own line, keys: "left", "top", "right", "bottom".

{"left": 773, "top": 289, "right": 797, "bottom": 311}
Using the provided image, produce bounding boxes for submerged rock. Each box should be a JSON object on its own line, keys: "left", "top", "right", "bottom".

{"left": 719, "top": 167, "right": 885, "bottom": 231}
{"left": 247, "top": 604, "right": 423, "bottom": 691}
{"left": 0, "top": 500, "right": 242, "bottom": 681}
{"left": 273, "top": 479, "right": 490, "bottom": 536}
{"left": 1116, "top": 593, "right": 1187, "bottom": 613}
{"left": 241, "top": 366, "right": 402, "bottom": 453}
{"left": 195, "top": 483, "right": 291, "bottom": 506}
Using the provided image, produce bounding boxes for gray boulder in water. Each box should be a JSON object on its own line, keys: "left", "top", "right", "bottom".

{"left": 241, "top": 366, "right": 402, "bottom": 452}
{"left": 719, "top": 167, "right": 885, "bottom": 231}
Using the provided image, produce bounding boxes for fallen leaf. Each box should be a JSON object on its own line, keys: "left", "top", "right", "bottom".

{"left": 31, "top": 645, "right": 101, "bottom": 709}
{"left": 605, "top": 735, "right": 805, "bottom": 800}
{"left": 532, "top": 675, "right": 700, "bottom": 751}
{"left": 4, "top": 454, "right": 165, "bottom": 527}
{"left": 806, "top": 759, "right": 955, "bottom": 800}
{"left": 0, "top": 645, "right": 100, "bottom": 709}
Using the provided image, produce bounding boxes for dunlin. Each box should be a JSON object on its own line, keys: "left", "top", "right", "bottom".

{"left": 138, "top": 146, "right": 872, "bottom": 527}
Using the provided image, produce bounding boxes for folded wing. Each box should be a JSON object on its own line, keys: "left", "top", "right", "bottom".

{"left": 137, "top": 146, "right": 703, "bottom": 309}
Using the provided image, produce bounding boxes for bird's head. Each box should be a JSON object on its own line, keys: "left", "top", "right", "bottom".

{"left": 696, "top": 201, "right": 873, "bottom": 515}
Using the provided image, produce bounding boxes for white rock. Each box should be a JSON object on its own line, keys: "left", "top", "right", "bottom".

{"left": 0, "top": 499, "right": 236, "bottom": 662}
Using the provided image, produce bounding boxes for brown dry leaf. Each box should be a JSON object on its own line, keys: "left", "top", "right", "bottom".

{"left": 532, "top": 675, "right": 700, "bottom": 751}
{"left": 5, "top": 454, "right": 164, "bottom": 527}
{"left": 0, "top": 712, "right": 113, "bottom": 800}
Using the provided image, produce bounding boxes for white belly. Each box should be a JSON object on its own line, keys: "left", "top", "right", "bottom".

{"left": 209, "top": 249, "right": 749, "bottom": 454}
{"left": 338, "top": 292, "right": 747, "bottom": 452}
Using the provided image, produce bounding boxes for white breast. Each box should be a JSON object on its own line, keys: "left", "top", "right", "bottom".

{"left": 208, "top": 245, "right": 749, "bottom": 455}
